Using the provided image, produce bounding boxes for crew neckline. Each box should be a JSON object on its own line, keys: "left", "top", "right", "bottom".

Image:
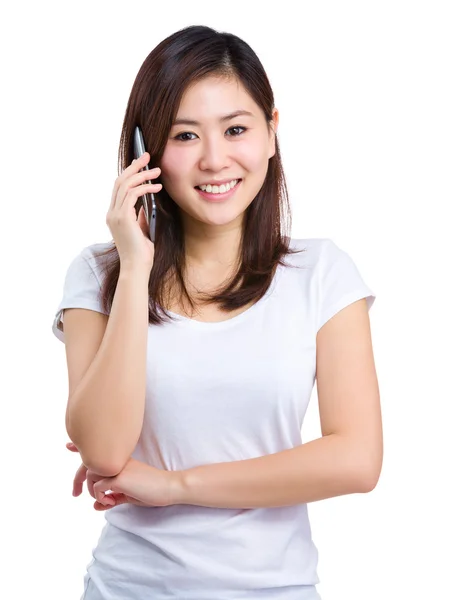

{"left": 163, "top": 264, "right": 283, "bottom": 330}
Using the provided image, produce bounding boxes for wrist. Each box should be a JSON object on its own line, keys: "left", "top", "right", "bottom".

{"left": 119, "top": 264, "right": 151, "bottom": 280}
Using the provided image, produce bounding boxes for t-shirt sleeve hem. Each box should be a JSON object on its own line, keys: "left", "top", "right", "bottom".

{"left": 52, "top": 300, "right": 108, "bottom": 343}
{"left": 316, "top": 288, "right": 376, "bottom": 334}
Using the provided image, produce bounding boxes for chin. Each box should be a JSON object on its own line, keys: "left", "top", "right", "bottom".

{"left": 198, "top": 213, "right": 245, "bottom": 227}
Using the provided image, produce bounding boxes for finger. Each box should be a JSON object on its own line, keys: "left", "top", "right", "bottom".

{"left": 107, "top": 493, "right": 127, "bottom": 506}
{"left": 93, "top": 495, "right": 115, "bottom": 508}
{"left": 94, "top": 493, "right": 132, "bottom": 511}
{"left": 114, "top": 153, "right": 160, "bottom": 210}
{"left": 72, "top": 464, "right": 88, "bottom": 497}
{"left": 94, "top": 497, "right": 118, "bottom": 511}
{"left": 87, "top": 472, "right": 98, "bottom": 500}
{"left": 114, "top": 174, "right": 161, "bottom": 213}
{"left": 93, "top": 478, "right": 115, "bottom": 506}
{"left": 94, "top": 493, "right": 122, "bottom": 510}
{"left": 137, "top": 204, "right": 150, "bottom": 237}
{"left": 110, "top": 152, "right": 151, "bottom": 211}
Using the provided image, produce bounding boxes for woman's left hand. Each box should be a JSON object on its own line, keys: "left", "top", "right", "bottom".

{"left": 66, "top": 442, "right": 184, "bottom": 511}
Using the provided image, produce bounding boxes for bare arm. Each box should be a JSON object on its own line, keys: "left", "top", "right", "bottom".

{"left": 178, "top": 434, "right": 375, "bottom": 509}
{"left": 176, "top": 299, "right": 383, "bottom": 509}
{"left": 65, "top": 266, "right": 150, "bottom": 476}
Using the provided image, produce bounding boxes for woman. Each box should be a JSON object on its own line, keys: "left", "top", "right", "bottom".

{"left": 53, "top": 24, "right": 382, "bottom": 600}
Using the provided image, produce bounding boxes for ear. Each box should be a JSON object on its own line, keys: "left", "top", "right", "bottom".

{"left": 268, "top": 108, "right": 279, "bottom": 159}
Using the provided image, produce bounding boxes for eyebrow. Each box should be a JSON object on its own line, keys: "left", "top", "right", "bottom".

{"left": 172, "top": 110, "right": 255, "bottom": 127}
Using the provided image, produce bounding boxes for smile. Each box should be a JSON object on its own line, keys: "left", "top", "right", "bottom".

{"left": 196, "top": 179, "right": 241, "bottom": 194}
{"left": 195, "top": 179, "right": 242, "bottom": 202}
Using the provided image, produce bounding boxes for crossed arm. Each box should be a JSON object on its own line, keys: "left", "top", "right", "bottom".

{"left": 73, "top": 298, "right": 382, "bottom": 510}
{"left": 177, "top": 298, "right": 383, "bottom": 509}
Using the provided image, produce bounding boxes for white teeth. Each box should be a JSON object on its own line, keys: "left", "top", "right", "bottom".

{"left": 197, "top": 179, "right": 239, "bottom": 193}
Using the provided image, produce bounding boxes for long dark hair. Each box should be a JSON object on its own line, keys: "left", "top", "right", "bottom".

{"left": 93, "top": 25, "right": 305, "bottom": 325}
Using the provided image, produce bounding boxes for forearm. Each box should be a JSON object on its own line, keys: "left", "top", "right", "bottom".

{"left": 66, "top": 267, "right": 150, "bottom": 475}
{"left": 178, "top": 434, "right": 380, "bottom": 509}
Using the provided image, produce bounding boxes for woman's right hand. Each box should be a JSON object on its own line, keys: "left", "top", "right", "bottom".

{"left": 107, "top": 152, "right": 162, "bottom": 272}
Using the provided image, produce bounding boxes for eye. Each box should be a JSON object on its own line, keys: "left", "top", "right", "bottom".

{"left": 174, "top": 132, "right": 197, "bottom": 142}
{"left": 173, "top": 126, "right": 247, "bottom": 142}
{"left": 227, "top": 126, "right": 246, "bottom": 137}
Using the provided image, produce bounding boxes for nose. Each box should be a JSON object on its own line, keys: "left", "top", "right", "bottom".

{"left": 198, "top": 134, "right": 231, "bottom": 173}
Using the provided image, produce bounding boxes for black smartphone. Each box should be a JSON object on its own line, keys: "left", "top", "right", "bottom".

{"left": 133, "top": 126, "right": 157, "bottom": 243}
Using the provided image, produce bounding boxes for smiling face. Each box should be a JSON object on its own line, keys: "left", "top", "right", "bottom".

{"left": 159, "top": 75, "right": 278, "bottom": 230}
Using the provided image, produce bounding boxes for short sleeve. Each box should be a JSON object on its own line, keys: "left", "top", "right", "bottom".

{"left": 316, "top": 239, "right": 376, "bottom": 333}
{"left": 52, "top": 247, "right": 109, "bottom": 343}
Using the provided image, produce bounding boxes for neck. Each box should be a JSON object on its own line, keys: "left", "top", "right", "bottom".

{"left": 182, "top": 216, "right": 243, "bottom": 272}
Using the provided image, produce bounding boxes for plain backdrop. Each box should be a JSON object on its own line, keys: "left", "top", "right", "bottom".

{"left": 1, "top": 1, "right": 470, "bottom": 599}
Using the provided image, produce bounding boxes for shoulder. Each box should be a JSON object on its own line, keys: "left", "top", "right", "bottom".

{"left": 285, "top": 237, "right": 339, "bottom": 269}
{"left": 287, "top": 237, "right": 365, "bottom": 274}
{"left": 282, "top": 236, "right": 376, "bottom": 323}
{"left": 57, "top": 241, "right": 115, "bottom": 296}
{"left": 72, "top": 240, "right": 115, "bottom": 279}
{"left": 80, "top": 240, "right": 115, "bottom": 265}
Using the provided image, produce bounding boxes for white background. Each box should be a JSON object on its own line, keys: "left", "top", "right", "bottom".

{"left": 1, "top": 1, "right": 470, "bottom": 598}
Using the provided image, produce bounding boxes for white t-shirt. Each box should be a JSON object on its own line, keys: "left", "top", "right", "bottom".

{"left": 52, "top": 237, "right": 376, "bottom": 600}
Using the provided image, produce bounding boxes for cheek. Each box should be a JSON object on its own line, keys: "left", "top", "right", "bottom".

{"left": 159, "top": 147, "right": 190, "bottom": 186}
{"left": 237, "top": 141, "right": 269, "bottom": 173}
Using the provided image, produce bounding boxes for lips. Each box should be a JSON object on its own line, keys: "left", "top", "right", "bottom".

{"left": 194, "top": 179, "right": 242, "bottom": 190}
{"left": 195, "top": 178, "right": 242, "bottom": 201}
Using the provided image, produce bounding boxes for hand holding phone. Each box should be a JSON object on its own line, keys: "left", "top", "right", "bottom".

{"left": 106, "top": 148, "right": 162, "bottom": 272}
{"left": 133, "top": 126, "right": 158, "bottom": 243}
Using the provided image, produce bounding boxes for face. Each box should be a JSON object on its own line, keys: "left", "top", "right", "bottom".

{"left": 159, "top": 76, "right": 278, "bottom": 230}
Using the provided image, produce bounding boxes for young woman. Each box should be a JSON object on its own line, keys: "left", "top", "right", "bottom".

{"left": 53, "top": 24, "right": 382, "bottom": 600}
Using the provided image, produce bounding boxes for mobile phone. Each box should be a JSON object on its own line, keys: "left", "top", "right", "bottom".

{"left": 133, "top": 126, "right": 157, "bottom": 243}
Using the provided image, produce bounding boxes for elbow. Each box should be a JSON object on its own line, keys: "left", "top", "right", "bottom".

{"left": 66, "top": 413, "right": 128, "bottom": 477}
{"left": 356, "top": 452, "right": 383, "bottom": 493}
{"left": 66, "top": 428, "right": 127, "bottom": 477}
{"left": 82, "top": 456, "right": 125, "bottom": 478}
{"left": 76, "top": 443, "right": 128, "bottom": 477}
{"left": 358, "top": 469, "right": 381, "bottom": 493}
